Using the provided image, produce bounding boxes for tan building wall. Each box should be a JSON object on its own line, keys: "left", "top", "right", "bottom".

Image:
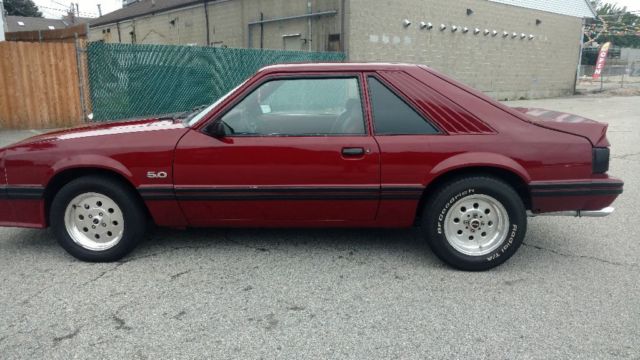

{"left": 89, "top": 0, "right": 341, "bottom": 51}
{"left": 89, "top": 0, "right": 585, "bottom": 99}
{"left": 241, "top": 0, "right": 341, "bottom": 51}
{"left": 208, "top": 0, "right": 244, "bottom": 48}
{"left": 90, "top": 5, "right": 207, "bottom": 45}
{"left": 346, "top": 0, "right": 583, "bottom": 100}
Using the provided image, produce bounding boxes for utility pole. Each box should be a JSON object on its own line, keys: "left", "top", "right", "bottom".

{"left": 97, "top": 4, "right": 102, "bottom": 17}
{"left": 75, "top": 3, "right": 79, "bottom": 17}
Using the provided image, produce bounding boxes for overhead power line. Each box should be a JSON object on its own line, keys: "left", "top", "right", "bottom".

{"left": 36, "top": 4, "right": 98, "bottom": 17}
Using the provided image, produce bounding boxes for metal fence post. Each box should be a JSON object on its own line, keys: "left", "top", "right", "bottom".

{"left": 74, "top": 34, "right": 87, "bottom": 122}
{"left": 574, "top": 19, "right": 585, "bottom": 94}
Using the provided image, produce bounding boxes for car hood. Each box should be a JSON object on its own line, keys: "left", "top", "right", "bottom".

{"left": 7, "top": 118, "right": 187, "bottom": 148}
{"left": 513, "top": 107, "right": 609, "bottom": 147}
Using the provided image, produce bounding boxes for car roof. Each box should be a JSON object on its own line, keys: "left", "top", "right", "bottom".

{"left": 257, "top": 62, "right": 422, "bottom": 74}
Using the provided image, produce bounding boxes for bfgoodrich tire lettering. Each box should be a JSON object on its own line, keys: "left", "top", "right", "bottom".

{"left": 422, "top": 176, "right": 527, "bottom": 270}
{"left": 50, "top": 175, "right": 147, "bottom": 262}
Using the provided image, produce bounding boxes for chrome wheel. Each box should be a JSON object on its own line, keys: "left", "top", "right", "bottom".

{"left": 63, "top": 192, "right": 124, "bottom": 251}
{"left": 443, "top": 194, "right": 509, "bottom": 256}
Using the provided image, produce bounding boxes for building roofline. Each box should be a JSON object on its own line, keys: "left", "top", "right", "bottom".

{"left": 488, "top": 0, "right": 597, "bottom": 19}
{"left": 90, "top": 0, "right": 206, "bottom": 27}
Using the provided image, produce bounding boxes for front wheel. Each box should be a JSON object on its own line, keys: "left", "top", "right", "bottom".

{"left": 50, "top": 175, "right": 147, "bottom": 262}
{"left": 422, "top": 176, "right": 527, "bottom": 271}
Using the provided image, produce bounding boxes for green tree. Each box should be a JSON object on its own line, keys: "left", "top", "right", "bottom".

{"left": 3, "top": 0, "right": 43, "bottom": 17}
{"left": 586, "top": 1, "right": 640, "bottom": 48}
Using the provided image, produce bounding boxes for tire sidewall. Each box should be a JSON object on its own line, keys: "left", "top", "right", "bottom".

{"left": 425, "top": 178, "right": 526, "bottom": 270}
{"left": 50, "top": 176, "right": 145, "bottom": 262}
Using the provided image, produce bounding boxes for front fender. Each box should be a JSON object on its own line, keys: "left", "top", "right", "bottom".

{"left": 48, "top": 155, "right": 136, "bottom": 187}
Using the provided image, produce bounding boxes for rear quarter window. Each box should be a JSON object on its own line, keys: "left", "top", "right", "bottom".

{"left": 367, "top": 77, "right": 439, "bottom": 135}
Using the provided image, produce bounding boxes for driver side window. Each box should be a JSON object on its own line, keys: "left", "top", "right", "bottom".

{"left": 220, "top": 77, "right": 365, "bottom": 136}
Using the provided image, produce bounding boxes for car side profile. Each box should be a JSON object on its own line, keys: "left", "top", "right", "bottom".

{"left": 0, "top": 63, "right": 623, "bottom": 270}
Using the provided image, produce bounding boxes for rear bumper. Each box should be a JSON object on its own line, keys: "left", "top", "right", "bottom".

{"left": 528, "top": 178, "right": 623, "bottom": 214}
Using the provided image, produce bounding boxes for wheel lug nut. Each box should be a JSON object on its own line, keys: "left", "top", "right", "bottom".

{"left": 102, "top": 223, "right": 106, "bottom": 227}
{"left": 91, "top": 225, "right": 96, "bottom": 229}
{"left": 88, "top": 215, "right": 93, "bottom": 218}
{"left": 99, "top": 213, "right": 103, "bottom": 216}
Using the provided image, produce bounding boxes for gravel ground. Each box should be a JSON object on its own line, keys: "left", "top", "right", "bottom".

{"left": 0, "top": 96, "right": 639, "bottom": 359}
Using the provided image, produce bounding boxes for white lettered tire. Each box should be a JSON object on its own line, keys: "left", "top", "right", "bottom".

{"left": 422, "top": 176, "right": 527, "bottom": 270}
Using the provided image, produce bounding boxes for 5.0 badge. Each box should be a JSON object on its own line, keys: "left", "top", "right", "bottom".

{"left": 147, "top": 171, "right": 168, "bottom": 179}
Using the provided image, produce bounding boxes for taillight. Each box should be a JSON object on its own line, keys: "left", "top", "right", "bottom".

{"left": 592, "top": 147, "right": 610, "bottom": 174}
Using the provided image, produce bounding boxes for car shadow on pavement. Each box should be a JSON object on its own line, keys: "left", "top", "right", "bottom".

{"left": 142, "top": 226, "right": 439, "bottom": 265}
{"left": 4, "top": 225, "right": 583, "bottom": 271}
{"left": 2, "top": 227, "right": 443, "bottom": 267}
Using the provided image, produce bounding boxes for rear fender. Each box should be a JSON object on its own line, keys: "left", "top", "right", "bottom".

{"left": 427, "top": 152, "right": 531, "bottom": 185}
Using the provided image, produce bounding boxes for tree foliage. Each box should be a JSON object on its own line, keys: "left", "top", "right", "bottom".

{"left": 585, "top": 1, "right": 640, "bottom": 48}
{"left": 3, "top": 0, "right": 43, "bottom": 17}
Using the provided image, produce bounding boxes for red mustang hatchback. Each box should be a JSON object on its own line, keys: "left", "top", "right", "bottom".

{"left": 0, "top": 63, "right": 623, "bottom": 270}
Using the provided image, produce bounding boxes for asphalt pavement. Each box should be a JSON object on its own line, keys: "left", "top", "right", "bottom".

{"left": 0, "top": 95, "right": 638, "bottom": 359}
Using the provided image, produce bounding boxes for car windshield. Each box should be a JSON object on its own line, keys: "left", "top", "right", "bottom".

{"left": 186, "top": 80, "right": 249, "bottom": 127}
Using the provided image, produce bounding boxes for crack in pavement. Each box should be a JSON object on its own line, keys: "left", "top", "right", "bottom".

{"left": 172, "top": 310, "right": 187, "bottom": 320}
{"left": 20, "top": 283, "right": 56, "bottom": 305}
{"left": 81, "top": 244, "right": 210, "bottom": 286}
{"left": 112, "top": 314, "right": 132, "bottom": 331}
{"left": 522, "top": 242, "right": 638, "bottom": 268}
{"left": 221, "top": 232, "right": 271, "bottom": 252}
{"left": 170, "top": 269, "right": 191, "bottom": 280}
{"left": 613, "top": 152, "right": 640, "bottom": 160}
{"left": 52, "top": 327, "right": 80, "bottom": 345}
{"left": 82, "top": 262, "right": 125, "bottom": 286}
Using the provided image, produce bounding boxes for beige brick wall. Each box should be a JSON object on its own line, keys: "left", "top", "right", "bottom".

{"left": 89, "top": 0, "right": 341, "bottom": 51}
{"left": 346, "top": 0, "right": 584, "bottom": 99}
{"left": 242, "top": 0, "right": 341, "bottom": 51}
{"left": 136, "top": 6, "right": 207, "bottom": 45}
{"left": 208, "top": 1, "right": 244, "bottom": 47}
{"left": 90, "top": 5, "right": 208, "bottom": 45}
{"left": 88, "top": 0, "right": 583, "bottom": 99}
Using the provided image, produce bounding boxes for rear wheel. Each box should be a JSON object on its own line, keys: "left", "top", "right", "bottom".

{"left": 50, "top": 176, "right": 147, "bottom": 262}
{"left": 422, "top": 176, "right": 527, "bottom": 270}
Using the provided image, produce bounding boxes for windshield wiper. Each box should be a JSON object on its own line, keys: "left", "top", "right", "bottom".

{"left": 155, "top": 111, "right": 189, "bottom": 121}
{"left": 181, "top": 104, "right": 211, "bottom": 125}
{"left": 156, "top": 105, "right": 210, "bottom": 122}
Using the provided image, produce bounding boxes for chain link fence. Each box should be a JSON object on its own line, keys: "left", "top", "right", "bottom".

{"left": 86, "top": 42, "right": 346, "bottom": 121}
{"left": 576, "top": 47, "right": 640, "bottom": 93}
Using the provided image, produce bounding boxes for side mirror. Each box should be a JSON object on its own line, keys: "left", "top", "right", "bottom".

{"left": 208, "top": 120, "right": 226, "bottom": 138}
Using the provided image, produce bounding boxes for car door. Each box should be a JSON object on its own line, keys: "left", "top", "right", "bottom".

{"left": 173, "top": 74, "right": 381, "bottom": 226}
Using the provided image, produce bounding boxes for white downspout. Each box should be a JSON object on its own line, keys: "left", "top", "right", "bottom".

{"left": 307, "top": 0, "right": 312, "bottom": 51}
{"left": 0, "top": 1, "right": 7, "bottom": 42}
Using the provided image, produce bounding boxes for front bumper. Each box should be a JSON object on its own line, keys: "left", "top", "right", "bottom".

{"left": 0, "top": 185, "right": 47, "bottom": 229}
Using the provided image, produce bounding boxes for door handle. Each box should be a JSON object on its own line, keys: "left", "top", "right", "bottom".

{"left": 342, "top": 147, "right": 365, "bottom": 156}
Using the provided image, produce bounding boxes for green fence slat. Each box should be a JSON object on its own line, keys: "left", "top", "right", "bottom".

{"left": 86, "top": 42, "right": 346, "bottom": 121}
